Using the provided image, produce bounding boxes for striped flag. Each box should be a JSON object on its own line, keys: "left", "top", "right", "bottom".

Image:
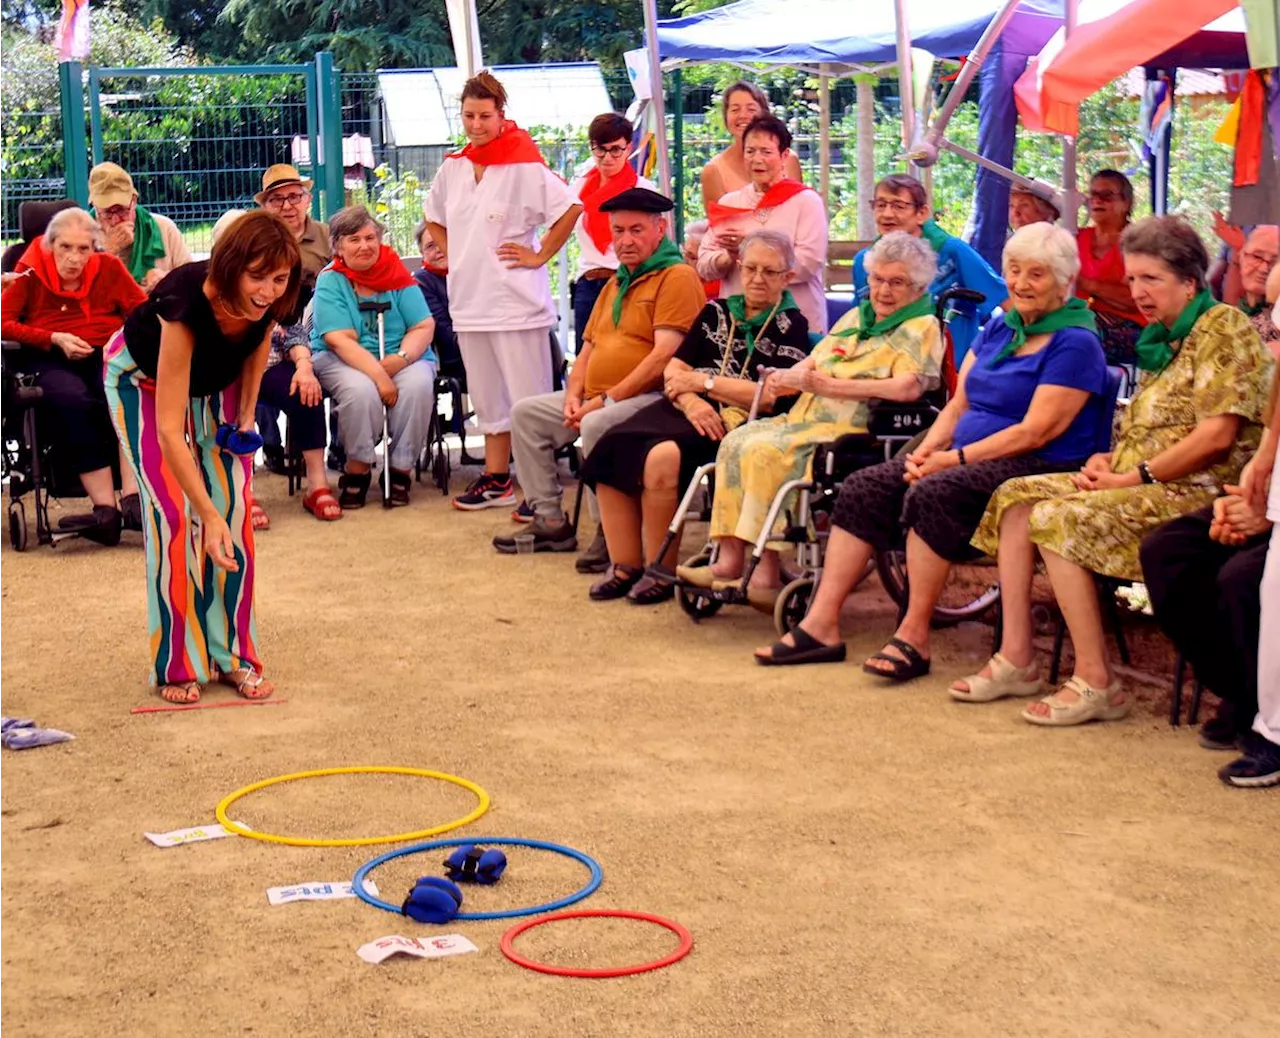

{"left": 55, "top": 0, "right": 90, "bottom": 62}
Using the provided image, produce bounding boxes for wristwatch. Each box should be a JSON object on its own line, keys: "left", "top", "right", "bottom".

{"left": 703, "top": 375, "right": 715, "bottom": 393}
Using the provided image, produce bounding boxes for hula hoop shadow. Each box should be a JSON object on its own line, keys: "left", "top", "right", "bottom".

{"left": 353, "top": 837, "right": 602, "bottom": 922}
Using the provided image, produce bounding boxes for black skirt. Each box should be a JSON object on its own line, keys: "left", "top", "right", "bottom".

{"left": 578, "top": 397, "right": 721, "bottom": 493}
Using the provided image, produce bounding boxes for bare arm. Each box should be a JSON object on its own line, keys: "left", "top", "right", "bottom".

{"left": 383, "top": 317, "right": 435, "bottom": 371}
{"left": 806, "top": 369, "right": 925, "bottom": 403}
{"left": 960, "top": 384, "right": 1092, "bottom": 463}
{"left": 607, "top": 327, "right": 685, "bottom": 401}
{"left": 700, "top": 162, "right": 724, "bottom": 215}
{"left": 323, "top": 328, "right": 385, "bottom": 382}
{"left": 426, "top": 221, "right": 448, "bottom": 258}
{"left": 535, "top": 205, "right": 583, "bottom": 266}
{"left": 235, "top": 326, "right": 274, "bottom": 429}
{"left": 1143, "top": 414, "right": 1243, "bottom": 484}
{"left": 154, "top": 319, "right": 221, "bottom": 523}
{"left": 663, "top": 356, "right": 760, "bottom": 410}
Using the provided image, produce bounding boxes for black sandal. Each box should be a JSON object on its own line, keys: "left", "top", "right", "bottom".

{"left": 589, "top": 564, "right": 643, "bottom": 601}
{"left": 338, "top": 471, "right": 372, "bottom": 509}
{"left": 861, "top": 637, "right": 931, "bottom": 682}
{"left": 755, "top": 627, "right": 847, "bottom": 667}
{"left": 626, "top": 574, "right": 675, "bottom": 605}
{"left": 388, "top": 470, "right": 411, "bottom": 507}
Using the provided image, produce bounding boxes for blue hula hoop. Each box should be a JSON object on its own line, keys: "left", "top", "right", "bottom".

{"left": 353, "top": 836, "right": 603, "bottom": 921}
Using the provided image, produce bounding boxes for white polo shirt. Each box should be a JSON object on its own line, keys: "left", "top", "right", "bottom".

{"left": 568, "top": 171, "right": 656, "bottom": 275}
{"left": 423, "top": 159, "right": 579, "bottom": 333}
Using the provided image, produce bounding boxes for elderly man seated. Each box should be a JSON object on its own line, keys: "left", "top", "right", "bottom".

{"left": 492, "top": 187, "right": 705, "bottom": 557}
{"left": 88, "top": 162, "right": 191, "bottom": 291}
{"left": 1008, "top": 185, "right": 1059, "bottom": 232}
{"left": 853, "top": 173, "right": 1006, "bottom": 363}
{"left": 0, "top": 207, "right": 148, "bottom": 541}
{"left": 1238, "top": 224, "right": 1279, "bottom": 346}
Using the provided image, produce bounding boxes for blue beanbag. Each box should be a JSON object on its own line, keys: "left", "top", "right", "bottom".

{"left": 215, "top": 424, "right": 264, "bottom": 456}
{"left": 402, "top": 876, "right": 462, "bottom": 924}
{"left": 443, "top": 844, "right": 507, "bottom": 885}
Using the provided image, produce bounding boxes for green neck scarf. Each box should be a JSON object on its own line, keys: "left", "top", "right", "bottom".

{"left": 836, "top": 294, "right": 934, "bottom": 342}
{"left": 920, "top": 219, "right": 950, "bottom": 253}
{"left": 117, "top": 205, "right": 166, "bottom": 285}
{"left": 612, "top": 238, "right": 684, "bottom": 325}
{"left": 725, "top": 290, "right": 797, "bottom": 355}
{"left": 1135, "top": 289, "right": 1217, "bottom": 372}
{"left": 1239, "top": 297, "right": 1266, "bottom": 318}
{"left": 993, "top": 297, "right": 1098, "bottom": 366}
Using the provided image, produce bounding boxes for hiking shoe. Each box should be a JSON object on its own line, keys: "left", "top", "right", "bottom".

{"left": 492, "top": 516, "right": 577, "bottom": 554}
{"left": 1198, "top": 707, "right": 1240, "bottom": 751}
{"left": 1218, "top": 732, "right": 1280, "bottom": 789}
{"left": 511, "top": 499, "right": 536, "bottom": 524}
{"left": 453, "top": 473, "right": 516, "bottom": 511}
{"left": 575, "top": 529, "right": 610, "bottom": 574}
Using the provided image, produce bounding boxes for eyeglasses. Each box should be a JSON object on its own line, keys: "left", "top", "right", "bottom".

{"left": 741, "top": 263, "right": 788, "bottom": 280}
{"left": 868, "top": 273, "right": 913, "bottom": 292}
{"left": 99, "top": 202, "right": 135, "bottom": 224}
{"left": 591, "top": 144, "right": 628, "bottom": 158}
{"left": 869, "top": 200, "right": 920, "bottom": 214}
{"left": 264, "top": 191, "right": 307, "bottom": 210}
{"left": 1088, "top": 190, "right": 1122, "bottom": 202}
{"left": 1241, "top": 249, "right": 1278, "bottom": 267}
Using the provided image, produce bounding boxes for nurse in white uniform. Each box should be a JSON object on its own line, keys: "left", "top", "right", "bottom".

{"left": 424, "top": 70, "right": 582, "bottom": 511}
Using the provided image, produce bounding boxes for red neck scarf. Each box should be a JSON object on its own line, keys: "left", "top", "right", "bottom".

{"left": 707, "top": 178, "right": 811, "bottom": 227}
{"left": 447, "top": 121, "right": 547, "bottom": 167}
{"left": 578, "top": 163, "right": 639, "bottom": 253}
{"left": 422, "top": 262, "right": 448, "bottom": 277}
{"left": 16, "top": 236, "right": 103, "bottom": 320}
{"left": 331, "top": 244, "right": 416, "bottom": 293}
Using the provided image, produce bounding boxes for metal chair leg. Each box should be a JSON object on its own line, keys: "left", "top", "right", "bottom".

{"left": 1188, "top": 681, "right": 1204, "bottom": 727}
{"left": 1170, "top": 650, "right": 1186, "bottom": 727}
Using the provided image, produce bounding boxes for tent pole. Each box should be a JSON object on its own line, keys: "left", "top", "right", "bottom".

{"left": 1062, "top": 0, "right": 1080, "bottom": 229}
{"left": 893, "top": 0, "right": 917, "bottom": 175}
{"left": 857, "top": 73, "right": 876, "bottom": 240}
{"left": 819, "top": 64, "right": 831, "bottom": 210}
{"left": 674, "top": 68, "right": 685, "bottom": 240}
{"left": 642, "top": 0, "right": 673, "bottom": 201}
{"left": 918, "top": 0, "right": 1022, "bottom": 161}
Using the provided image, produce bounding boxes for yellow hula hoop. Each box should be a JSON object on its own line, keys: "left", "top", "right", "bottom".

{"left": 215, "top": 766, "right": 491, "bottom": 847}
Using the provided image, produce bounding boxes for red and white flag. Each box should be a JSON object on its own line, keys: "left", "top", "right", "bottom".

{"left": 55, "top": 0, "right": 91, "bottom": 62}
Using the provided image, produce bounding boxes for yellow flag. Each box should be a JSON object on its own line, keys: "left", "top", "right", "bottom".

{"left": 1214, "top": 96, "right": 1241, "bottom": 146}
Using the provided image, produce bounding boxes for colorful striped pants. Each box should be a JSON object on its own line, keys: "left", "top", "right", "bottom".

{"left": 104, "top": 333, "right": 261, "bottom": 686}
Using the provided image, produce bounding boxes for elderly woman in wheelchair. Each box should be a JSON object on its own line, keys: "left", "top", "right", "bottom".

{"left": 1, "top": 207, "right": 148, "bottom": 542}
{"left": 680, "top": 231, "right": 944, "bottom": 604}
{"left": 756, "top": 222, "right": 1110, "bottom": 672}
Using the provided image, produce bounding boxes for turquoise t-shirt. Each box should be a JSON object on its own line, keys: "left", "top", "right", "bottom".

{"left": 310, "top": 269, "right": 437, "bottom": 363}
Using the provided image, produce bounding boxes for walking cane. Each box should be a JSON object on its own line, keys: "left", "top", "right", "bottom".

{"left": 357, "top": 299, "right": 394, "bottom": 509}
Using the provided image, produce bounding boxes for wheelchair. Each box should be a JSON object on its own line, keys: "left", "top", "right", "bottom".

{"left": 658, "top": 287, "right": 997, "bottom": 635}
{"left": 2, "top": 198, "right": 110, "bottom": 552}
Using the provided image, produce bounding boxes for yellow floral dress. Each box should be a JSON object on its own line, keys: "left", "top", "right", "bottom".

{"left": 971, "top": 305, "right": 1270, "bottom": 581}
{"left": 709, "top": 306, "right": 942, "bottom": 543}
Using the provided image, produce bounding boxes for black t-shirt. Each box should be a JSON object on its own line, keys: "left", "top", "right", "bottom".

{"left": 674, "top": 299, "right": 810, "bottom": 402}
{"left": 123, "top": 261, "right": 272, "bottom": 396}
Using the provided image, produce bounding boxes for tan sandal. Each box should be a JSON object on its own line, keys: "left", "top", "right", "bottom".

{"left": 158, "top": 681, "right": 201, "bottom": 704}
{"left": 949, "top": 653, "right": 1042, "bottom": 703}
{"left": 216, "top": 668, "right": 275, "bottom": 700}
{"left": 1021, "top": 675, "right": 1129, "bottom": 727}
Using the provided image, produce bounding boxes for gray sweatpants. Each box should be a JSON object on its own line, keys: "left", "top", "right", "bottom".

{"left": 313, "top": 351, "right": 437, "bottom": 472}
{"left": 510, "top": 390, "right": 660, "bottom": 522}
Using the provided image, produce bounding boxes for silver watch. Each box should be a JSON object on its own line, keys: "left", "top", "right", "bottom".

{"left": 703, "top": 375, "right": 715, "bottom": 393}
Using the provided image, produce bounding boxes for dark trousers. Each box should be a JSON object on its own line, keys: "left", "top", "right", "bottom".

{"left": 256, "top": 361, "right": 327, "bottom": 453}
{"left": 20, "top": 348, "right": 115, "bottom": 474}
{"left": 572, "top": 276, "right": 608, "bottom": 353}
{"left": 1140, "top": 507, "right": 1270, "bottom": 735}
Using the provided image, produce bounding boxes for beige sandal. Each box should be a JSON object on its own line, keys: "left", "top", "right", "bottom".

{"left": 949, "top": 653, "right": 1042, "bottom": 703}
{"left": 1021, "top": 675, "right": 1130, "bottom": 727}
{"left": 216, "top": 668, "right": 275, "bottom": 700}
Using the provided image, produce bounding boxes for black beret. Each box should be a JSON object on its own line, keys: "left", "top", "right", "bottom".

{"left": 599, "top": 187, "right": 675, "bottom": 214}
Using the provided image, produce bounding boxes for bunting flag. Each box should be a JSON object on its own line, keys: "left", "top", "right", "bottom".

{"left": 55, "top": 0, "right": 90, "bottom": 62}
{"left": 1138, "top": 71, "right": 1174, "bottom": 163}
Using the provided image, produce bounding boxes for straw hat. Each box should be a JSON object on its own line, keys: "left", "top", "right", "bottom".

{"left": 88, "top": 162, "right": 137, "bottom": 210}
{"left": 254, "top": 164, "right": 313, "bottom": 205}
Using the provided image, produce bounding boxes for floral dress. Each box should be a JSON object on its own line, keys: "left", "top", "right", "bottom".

{"left": 971, "top": 305, "right": 1270, "bottom": 581}
{"left": 709, "top": 305, "right": 942, "bottom": 543}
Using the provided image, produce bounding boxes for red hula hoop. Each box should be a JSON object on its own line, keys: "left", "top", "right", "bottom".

{"left": 500, "top": 909, "right": 694, "bottom": 978}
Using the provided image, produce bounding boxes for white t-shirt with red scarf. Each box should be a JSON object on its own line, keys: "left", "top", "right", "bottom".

{"left": 569, "top": 166, "right": 656, "bottom": 274}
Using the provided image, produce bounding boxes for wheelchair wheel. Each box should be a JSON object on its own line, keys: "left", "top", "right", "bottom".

{"left": 874, "top": 547, "right": 1001, "bottom": 627}
{"left": 8, "top": 501, "right": 28, "bottom": 552}
{"left": 773, "top": 577, "right": 814, "bottom": 636}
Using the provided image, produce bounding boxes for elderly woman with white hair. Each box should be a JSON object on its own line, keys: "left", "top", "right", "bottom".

{"left": 310, "top": 204, "right": 436, "bottom": 509}
{"left": 686, "top": 231, "right": 946, "bottom": 601}
{"left": 579, "top": 228, "right": 811, "bottom": 604}
{"left": 757, "top": 222, "right": 1109, "bottom": 669}
{"left": 0, "top": 206, "right": 148, "bottom": 540}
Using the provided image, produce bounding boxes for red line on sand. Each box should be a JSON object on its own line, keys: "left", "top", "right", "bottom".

{"left": 130, "top": 699, "right": 289, "bottom": 715}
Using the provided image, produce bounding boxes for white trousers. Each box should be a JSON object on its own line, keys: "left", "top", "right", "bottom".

{"left": 1255, "top": 523, "right": 1279, "bottom": 743}
{"left": 456, "top": 327, "right": 554, "bottom": 435}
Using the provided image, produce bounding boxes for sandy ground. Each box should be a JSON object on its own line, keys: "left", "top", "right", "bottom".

{"left": 2, "top": 465, "right": 1278, "bottom": 1038}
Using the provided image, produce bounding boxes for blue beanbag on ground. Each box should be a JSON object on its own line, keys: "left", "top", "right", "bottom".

{"left": 402, "top": 876, "right": 462, "bottom": 924}
{"left": 443, "top": 844, "right": 507, "bottom": 885}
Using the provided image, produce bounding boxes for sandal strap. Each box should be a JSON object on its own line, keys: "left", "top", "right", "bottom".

{"left": 886, "top": 637, "right": 926, "bottom": 666}
{"left": 989, "top": 652, "right": 1034, "bottom": 681}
